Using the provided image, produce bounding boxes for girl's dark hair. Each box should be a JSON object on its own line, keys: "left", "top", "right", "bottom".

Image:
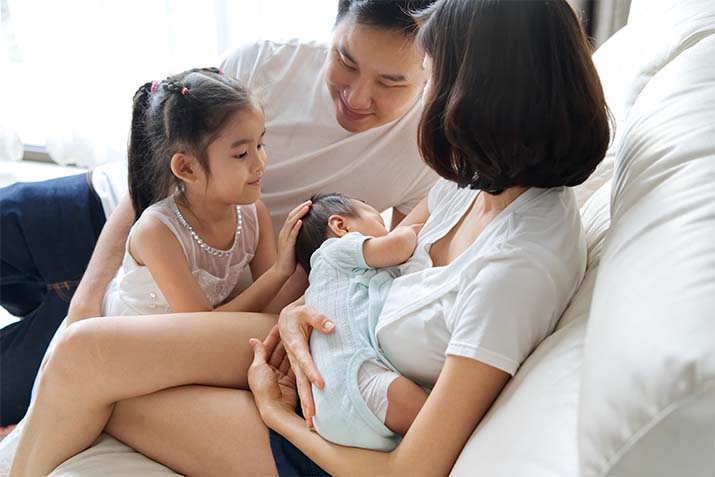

{"left": 417, "top": 0, "right": 612, "bottom": 194}
{"left": 128, "top": 67, "right": 256, "bottom": 220}
{"left": 295, "top": 193, "right": 358, "bottom": 273}
{"left": 335, "top": 0, "right": 437, "bottom": 38}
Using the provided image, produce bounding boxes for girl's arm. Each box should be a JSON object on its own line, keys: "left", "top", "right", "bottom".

{"left": 248, "top": 200, "right": 277, "bottom": 279}
{"left": 216, "top": 200, "right": 310, "bottom": 313}
{"left": 130, "top": 215, "right": 213, "bottom": 312}
{"left": 255, "top": 352, "right": 509, "bottom": 476}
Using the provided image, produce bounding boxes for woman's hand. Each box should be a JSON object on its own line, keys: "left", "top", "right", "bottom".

{"left": 274, "top": 200, "right": 311, "bottom": 278}
{"left": 278, "top": 300, "right": 335, "bottom": 428}
{"left": 248, "top": 325, "right": 298, "bottom": 419}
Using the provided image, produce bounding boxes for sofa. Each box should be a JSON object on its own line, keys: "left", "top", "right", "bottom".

{"left": 2, "top": 0, "right": 713, "bottom": 475}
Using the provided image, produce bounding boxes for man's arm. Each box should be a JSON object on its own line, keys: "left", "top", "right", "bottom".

{"left": 67, "top": 194, "right": 134, "bottom": 324}
{"left": 389, "top": 208, "right": 406, "bottom": 230}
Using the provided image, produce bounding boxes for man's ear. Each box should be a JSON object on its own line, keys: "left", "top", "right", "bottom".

{"left": 326, "top": 214, "right": 350, "bottom": 237}
{"left": 170, "top": 153, "right": 201, "bottom": 183}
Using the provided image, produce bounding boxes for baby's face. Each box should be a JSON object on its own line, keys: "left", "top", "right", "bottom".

{"left": 348, "top": 201, "right": 389, "bottom": 237}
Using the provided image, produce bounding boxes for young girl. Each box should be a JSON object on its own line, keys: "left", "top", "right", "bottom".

{"left": 105, "top": 67, "right": 308, "bottom": 316}
{"left": 294, "top": 193, "right": 428, "bottom": 451}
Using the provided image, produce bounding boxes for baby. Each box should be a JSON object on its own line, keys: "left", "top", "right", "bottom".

{"left": 295, "top": 193, "right": 428, "bottom": 451}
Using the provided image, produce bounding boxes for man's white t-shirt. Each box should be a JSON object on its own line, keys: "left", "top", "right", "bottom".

{"left": 92, "top": 39, "right": 437, "bottom": 232}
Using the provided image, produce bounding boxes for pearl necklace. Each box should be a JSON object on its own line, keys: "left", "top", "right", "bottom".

{"left": 172, "top": 197, "right": 242, "bottom": 258}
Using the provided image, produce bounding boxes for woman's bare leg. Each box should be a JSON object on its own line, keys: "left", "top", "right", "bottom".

{"left": 105, "top": 385, "right": 278, "bottom": 476}
{"left": 10, "top": 312, "right": 277, "bottom": 477}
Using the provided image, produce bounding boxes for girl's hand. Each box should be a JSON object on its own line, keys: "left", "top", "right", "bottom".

{"left": 274, "top": 201, "right": 311, "bottom": 278}
{"left": 248, "top": 326, "right": 298, "bottom": 418}
{"left": 278, "top": 301, "right": 335, "bottom": 428}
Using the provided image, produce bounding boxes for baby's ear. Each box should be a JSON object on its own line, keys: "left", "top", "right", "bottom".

{"left": 170, "top": 153, "right": 201, "bottom": 184}
{"left": 326, "top": 214, "right": 349, "bottom": 237}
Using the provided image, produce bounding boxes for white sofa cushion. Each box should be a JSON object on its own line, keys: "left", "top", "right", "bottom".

{"left": 451, "top": 179, "right": 612, "bottom": 477}
{"left": 574, "top": 0, "right": 715, "bottom": 208}
{"left": 579, "top": 30, "right": 715, "bottom": 477}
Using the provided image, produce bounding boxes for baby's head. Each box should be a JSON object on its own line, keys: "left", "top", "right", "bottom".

{"left": 295, "top": 193, "right": 388, "bottom": 272}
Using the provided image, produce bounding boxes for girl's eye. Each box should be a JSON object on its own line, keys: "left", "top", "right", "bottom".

{"left": 235, "top": 152, "right": 248, "bottom": 159}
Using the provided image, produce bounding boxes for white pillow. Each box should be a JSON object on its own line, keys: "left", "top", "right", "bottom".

{"left": 579, "top": 31, "right": 715, "bottom": 477}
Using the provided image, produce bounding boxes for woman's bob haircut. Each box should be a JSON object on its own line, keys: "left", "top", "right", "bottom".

{"left": 417, "top": 0, "right": 612, "bottom": 194}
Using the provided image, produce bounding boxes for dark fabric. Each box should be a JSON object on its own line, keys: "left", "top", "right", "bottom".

{"left": 269, "top": 430, "right": 329, "bottom": 476}
{"left": 0, "top": 172, "right": 105, "bottom": 425}
{"left": 269, "top": 405, "right": 329, "bottom": 477}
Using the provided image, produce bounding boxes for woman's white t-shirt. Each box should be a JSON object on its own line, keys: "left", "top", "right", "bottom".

{"left": 92, "top": 40, "right": 437, "bottom": 232}
{"left": 376, "top": 179, "right": 587, "bottom": 389}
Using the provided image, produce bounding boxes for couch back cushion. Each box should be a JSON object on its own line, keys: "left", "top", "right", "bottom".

{"left": 579, "top": 28, "right": 715, "bottom": 477}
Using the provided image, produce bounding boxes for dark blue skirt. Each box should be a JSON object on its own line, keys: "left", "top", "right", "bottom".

{"left": 268, "top": 405, "right": 328, "bottom": 476}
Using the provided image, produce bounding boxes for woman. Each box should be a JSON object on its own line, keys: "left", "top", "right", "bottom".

{"left": 9, "top": 0, "right": 610, "bottom": 475}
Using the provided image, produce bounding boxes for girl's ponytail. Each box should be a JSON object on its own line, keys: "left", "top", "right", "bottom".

{"left": 127, "top": 81, "right": 156, "bottom": 221}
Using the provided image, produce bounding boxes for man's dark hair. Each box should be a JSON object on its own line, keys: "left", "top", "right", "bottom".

{"left": 295, "top": 193, "right": 358, "bottom": 273}
{"left": 335, "top": 0, "right": 437, "bottom": 39}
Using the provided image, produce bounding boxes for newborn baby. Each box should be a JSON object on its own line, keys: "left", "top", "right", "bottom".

{"left": 295, "top": 193, "right": 427, "bottom": 451}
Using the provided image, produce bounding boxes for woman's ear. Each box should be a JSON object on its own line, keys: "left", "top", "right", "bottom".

{"left": 326, "top": 214, "right": 350, "bottom": 237}
{"left": 170, "top": 153, "right": 201, "bottom": 183}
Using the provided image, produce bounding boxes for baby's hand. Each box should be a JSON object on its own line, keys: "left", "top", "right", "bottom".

{"left": 392, "top": 222, "right": 424, "bottom": 256}
{"left": 275, "top": 200, "right": 311, "bottom": 278}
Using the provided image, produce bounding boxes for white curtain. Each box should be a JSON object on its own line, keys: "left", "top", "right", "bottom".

{"left": 0, "top": 0, "right": 337, "bottom": 167}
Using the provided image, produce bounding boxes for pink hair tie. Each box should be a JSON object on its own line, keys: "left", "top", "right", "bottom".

{"left": 181, "top": 87, "right": 188, "bottom": 96}
{"left": 150, "top": 80, "right": 160, "bottom": 94}
{"left": 218, "top": 68, "right": 224, "bottom": 75}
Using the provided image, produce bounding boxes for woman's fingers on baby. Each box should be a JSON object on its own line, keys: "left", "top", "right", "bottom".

{"left": 264, "top": 327, "right": 287, "bottom": 369}
{"left": 294, "top": 365, "right": 315, "bottom": 428}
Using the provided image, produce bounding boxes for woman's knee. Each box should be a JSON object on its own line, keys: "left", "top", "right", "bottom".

{"left": 40, "top": 319, "right": 107, "bottom": 393}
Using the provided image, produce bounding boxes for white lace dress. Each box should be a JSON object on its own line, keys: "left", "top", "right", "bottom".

{"left": 103, "top": 195, "right": 260, "bottom": 315}
{"left": 0, "top": 196, "right": 260, "bottom": 474}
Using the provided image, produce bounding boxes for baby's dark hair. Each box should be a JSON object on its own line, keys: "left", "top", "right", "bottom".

{"left": 295, "top": 193, "right": 359, "bottom": 273}
{"left": 128, "top": 67, "right": 256, "bottom": 220}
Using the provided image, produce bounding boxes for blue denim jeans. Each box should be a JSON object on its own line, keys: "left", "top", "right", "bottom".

{"left": 0, "top": 172, "right": 105, "bottom": 425}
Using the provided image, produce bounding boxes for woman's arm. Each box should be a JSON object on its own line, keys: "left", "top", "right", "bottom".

{"left": 254, "top": 352, "right": 509, "bottom": 476}
{"left": 67, "top": 194, "right": 134, "bottom": 324}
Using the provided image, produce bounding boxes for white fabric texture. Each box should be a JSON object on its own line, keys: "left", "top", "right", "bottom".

{"left": 93, "top": 39, "right": 437, "bottom": 228}
{"left": 102, "top": 196, "right": 259, "bottom": 316}
{"left": 376, "top": 179, "right": 587, "bottom": 388}
{"left": 451, "top": 179, "right": 613, "bottom": 477}
{"left": 574, "top": 0, "right": 715, "bottom": 209}
{"left": 579, "top": 30, "right": 715, "bottom": 477}
{"left": 357, "top": 360, "right": 399, "bottom": 424}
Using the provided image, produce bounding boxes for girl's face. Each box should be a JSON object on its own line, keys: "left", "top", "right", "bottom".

{"left": 325, "top": 20, "right": 428, "bottom": 133}
{"left": 203, "top": 105, "right": 267, "bottom": 205}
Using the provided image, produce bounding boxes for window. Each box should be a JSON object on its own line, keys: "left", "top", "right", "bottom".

{"left": 0, "top": 0, "right": 338, "bottom": 166}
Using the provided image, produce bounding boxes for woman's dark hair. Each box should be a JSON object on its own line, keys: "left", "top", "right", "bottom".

{"left": 417, "top": 0, "right": 612, "bottom": 193}
{"left": 295, "top": 193, "right": 358, "bottom": 273}
{"left": 335, "top": 0, "right": 437, "bottom": 38}
{"left": 128, "top": 67, "right": 256, "bottom": 220}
